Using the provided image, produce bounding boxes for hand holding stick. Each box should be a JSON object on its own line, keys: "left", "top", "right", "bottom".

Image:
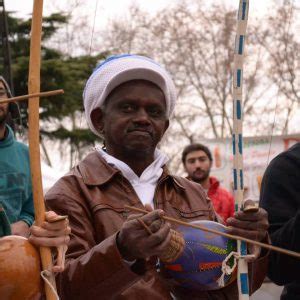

{"left": 124, "top": 205, "right": 300, "bottom": 259}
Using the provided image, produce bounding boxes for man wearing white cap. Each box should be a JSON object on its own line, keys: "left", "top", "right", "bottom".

{"left": 45, "top": 54, "right": 269, "bottom": 299}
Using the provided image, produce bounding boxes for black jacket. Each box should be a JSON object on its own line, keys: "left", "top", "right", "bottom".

{"left": 260, "top": 142, "right": 300, "bottom": 300}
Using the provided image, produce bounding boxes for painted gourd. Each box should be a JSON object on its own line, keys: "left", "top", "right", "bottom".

{"left": 160, "top": 220, "right": 237, "bottom": 291}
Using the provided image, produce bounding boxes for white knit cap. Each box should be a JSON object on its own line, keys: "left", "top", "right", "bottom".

{"left": 83, "top": 54, "right": 177, "bottom": 137}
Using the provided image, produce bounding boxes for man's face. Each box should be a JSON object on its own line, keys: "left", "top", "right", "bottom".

{"left": 0, "top": 81, "right": 9, "bottom": 125}
{"left": 184, "top": 150, "right": 212, "bottom": 183}
{"left": 92, "top": 80, "right": 169, "bottom": 156}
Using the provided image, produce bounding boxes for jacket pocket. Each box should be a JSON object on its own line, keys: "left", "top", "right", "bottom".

{"left": 92, "top": 203, "right": 129, "bottom": 219}
{"left": 171, "top": 205, "right": 212, "bottom": 220}
{"left": 92, "top": 203, "right": 129, "bottom": 239}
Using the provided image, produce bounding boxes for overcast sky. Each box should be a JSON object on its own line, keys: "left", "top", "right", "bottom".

{"left": 6, "top": 0, "right": 300, "bottom": 39}
{"left": 6, "top": 0, "right": 300, "bottom": 36}
{"left": 5, "top": 0, "right": 299, "bottom": 172}
{"left": 4, "top": 0, "right": 283, "bottom": 22}
{"left": 5, "top": 0, "right": 270, "bottom": 17}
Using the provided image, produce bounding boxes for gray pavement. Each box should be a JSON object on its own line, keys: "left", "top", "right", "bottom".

{"left": 251, "top": 282, "right": 283, "bottom": 300}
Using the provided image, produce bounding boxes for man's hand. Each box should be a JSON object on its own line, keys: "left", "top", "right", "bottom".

{"left": 117, "top": 209, "right": 172, "bottom": 261}
{"left": 11, "top": 220, "right": 30, "bottom": 237}
{"left": 29, "top": 211, "right": 71, "bottom": 272}
{"left": 227, "top": 207, "right": 269, "bottom": 261}
{"left": 29, "top": 211, "right": 70, "bottom": 247}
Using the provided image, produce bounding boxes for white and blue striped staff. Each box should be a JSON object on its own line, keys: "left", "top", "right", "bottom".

{"left": 232, "top": 1, "right": 250, "bottom": 299}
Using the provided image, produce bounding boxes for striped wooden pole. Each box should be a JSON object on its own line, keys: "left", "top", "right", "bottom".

{"left": 232, "top": 1, "right": 250, "bottom": 299}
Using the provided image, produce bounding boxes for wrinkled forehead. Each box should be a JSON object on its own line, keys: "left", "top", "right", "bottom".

{"left": 112, "top": 79, "right": 163, "bottom": 92}
{"left": 106, "top": 79, "right": 165, "bottom": 103}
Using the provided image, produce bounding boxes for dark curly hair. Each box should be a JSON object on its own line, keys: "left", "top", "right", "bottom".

{"left": 182, "top": 143, "right": 213, "bottom": 164}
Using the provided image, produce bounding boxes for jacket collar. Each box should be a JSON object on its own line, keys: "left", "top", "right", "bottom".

{"left": 78, "top": 151, "right": 119, "bottom": 186}
{"left": 77, "top": 150, "right": 185, "bottom": 191}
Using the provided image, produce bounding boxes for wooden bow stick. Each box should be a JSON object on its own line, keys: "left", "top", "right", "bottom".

{"left": 28, "top": 1, "right": 58, "bottom": 299}
{"left": 0, "top": 89, "right": 64, "bottom": 104}
{"left": 124, "top": 205, "right": 300, "bottom": 259}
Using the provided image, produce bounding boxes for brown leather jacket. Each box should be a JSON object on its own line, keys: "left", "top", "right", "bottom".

{"left": 45, "top": 151, "right": 267, "bottom": 300}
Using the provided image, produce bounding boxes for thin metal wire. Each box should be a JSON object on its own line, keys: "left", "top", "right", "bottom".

{"left": 89, "top": 0, "right": 99, "bottom": 54}
{"left": 73, "top": 0, "right": 100, "bottom": 168}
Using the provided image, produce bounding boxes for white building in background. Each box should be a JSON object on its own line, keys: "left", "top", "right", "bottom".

{"left": 41, "top": 162, "right": 63, "bottom": 194}
{"left": 203, "top": 133, "right": 300, "bottom": 199}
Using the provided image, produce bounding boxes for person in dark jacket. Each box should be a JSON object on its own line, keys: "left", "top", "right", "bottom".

{"left": 260, "top": 142, "right": 300, "bottom": 300}
{"left": 45, "top": 54, "right": 269, "bottom": 299}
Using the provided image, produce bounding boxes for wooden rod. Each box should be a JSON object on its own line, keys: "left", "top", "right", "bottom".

{"left": 125, "top": 205, "right": 300, "bottom": 259}
{"left": 0, "top": 89, "right": 64, "bottom": 104}
{"left": 28, "top": 0, "right": 57, "bottom": 299}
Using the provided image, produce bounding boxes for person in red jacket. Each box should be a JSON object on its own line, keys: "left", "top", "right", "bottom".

{"left": 182, "top": 143, "right": 234, "bottom": 222}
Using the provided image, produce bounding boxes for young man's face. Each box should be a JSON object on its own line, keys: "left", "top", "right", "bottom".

{"left": 92, "top": 80, "right": 169, "bottom": 157}
{"left": 0, "top": 81, "right": 9, "bottom": 125}
{"left": 184, "top": 150, "right": 212, "bottom": 183}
